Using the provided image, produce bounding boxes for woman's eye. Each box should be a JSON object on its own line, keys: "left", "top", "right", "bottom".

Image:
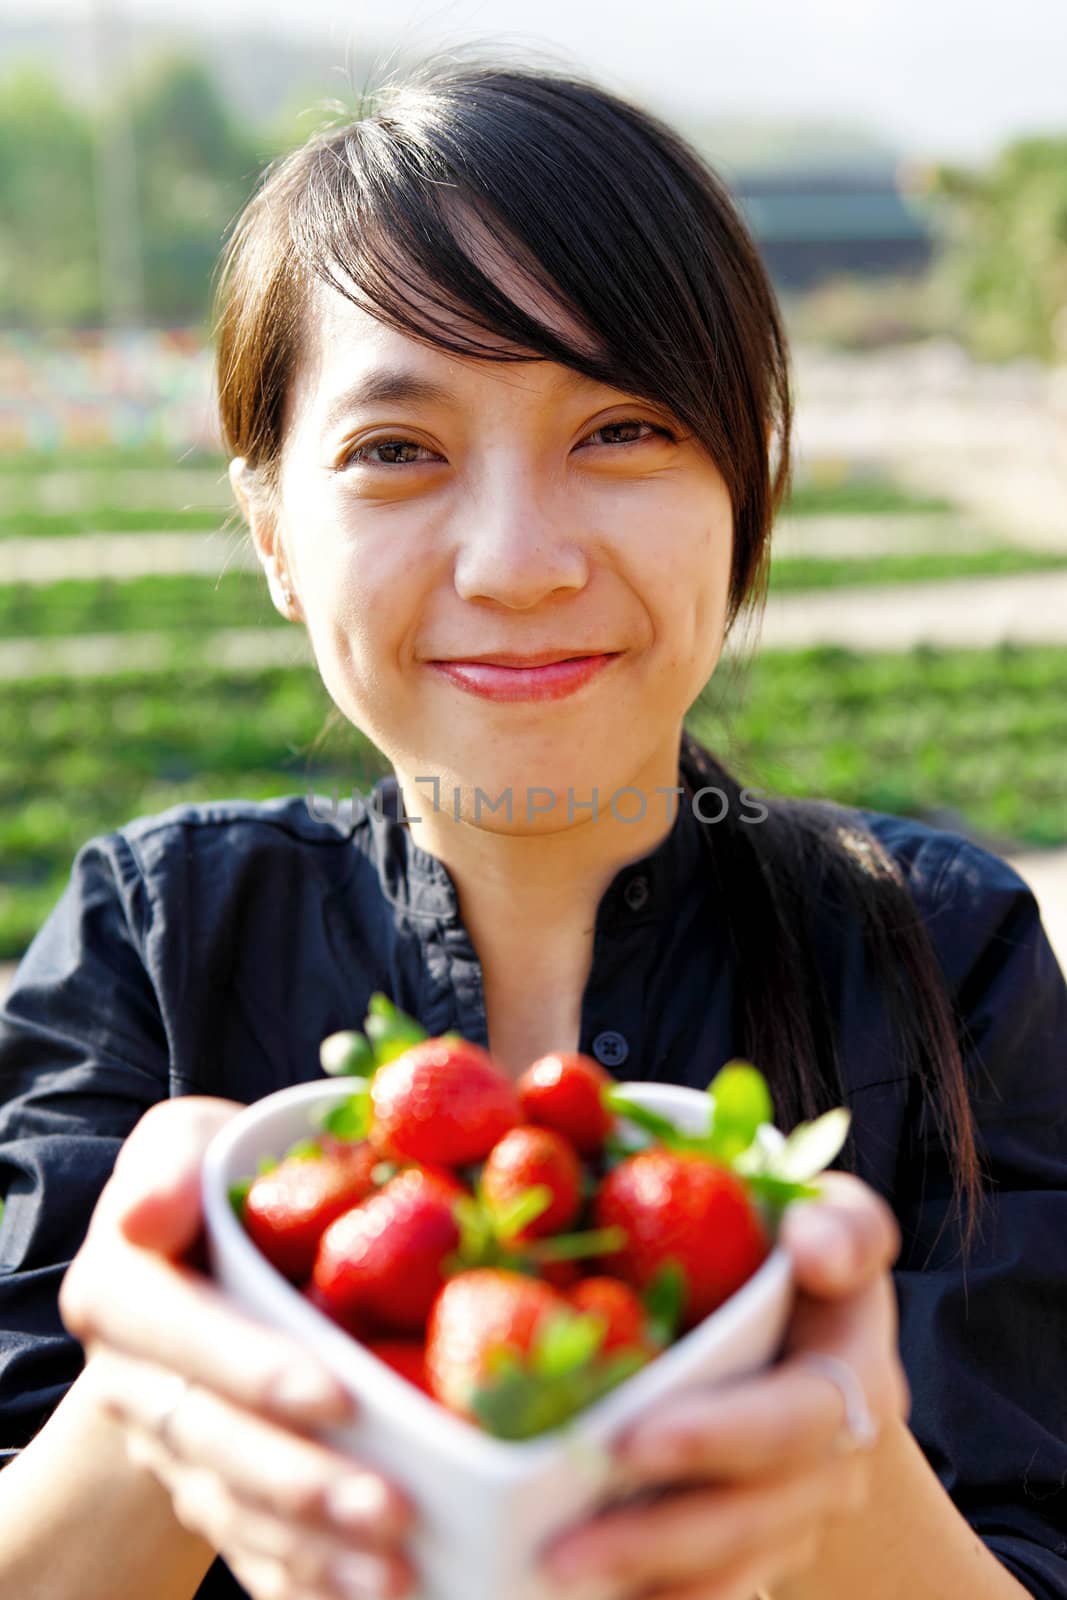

{"left": 582, "top": 419, "right": 666, "bottom": 448}
{"left": 345, "top": 438, "right": 436, "bottom": 467}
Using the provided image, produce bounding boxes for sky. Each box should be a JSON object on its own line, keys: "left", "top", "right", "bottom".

{"left": 19, "top": 0, "right": 1067, "bottom": 160}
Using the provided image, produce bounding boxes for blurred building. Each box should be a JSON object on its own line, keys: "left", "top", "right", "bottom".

{"left": 734, "top": 167, "right": 933, "bottom": 289}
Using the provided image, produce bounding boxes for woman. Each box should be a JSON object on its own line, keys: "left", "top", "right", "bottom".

{"left": 1, "top": 61, "right": 1065, "bottom": 1600}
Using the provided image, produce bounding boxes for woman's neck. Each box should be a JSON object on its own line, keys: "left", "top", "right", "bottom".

{"left": 395, "top": 754, "right": 682, "bottom": 1075}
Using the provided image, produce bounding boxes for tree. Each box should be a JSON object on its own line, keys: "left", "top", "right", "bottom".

{"left": 0, "top": 66, "right": 100, "bottom": 325}
{"left": 927, "top": 137, "right": 1067, "bottom": 363}
{"left": 122, "top": 53, "right": 262, "bottom": 325}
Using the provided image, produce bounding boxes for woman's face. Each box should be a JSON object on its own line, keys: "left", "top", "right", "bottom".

{"left": 254, "top": 270, "right": 734, "bottom": 835}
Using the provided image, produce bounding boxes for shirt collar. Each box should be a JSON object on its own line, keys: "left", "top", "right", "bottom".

{"left": 358, "top": 773, "right": 706, "bottom": 928}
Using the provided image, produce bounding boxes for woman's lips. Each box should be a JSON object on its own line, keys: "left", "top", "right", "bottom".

{"left": 427, "top": 653, "right": 620, "bottom": 703}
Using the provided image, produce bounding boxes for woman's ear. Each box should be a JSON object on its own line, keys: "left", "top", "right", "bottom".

{"left": 228, "top": 457, "right": 303, "bottom": 622}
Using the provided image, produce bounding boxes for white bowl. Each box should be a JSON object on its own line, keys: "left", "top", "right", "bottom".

{"left": 201, "top": 1078, "right": 794, "bottom": 1600}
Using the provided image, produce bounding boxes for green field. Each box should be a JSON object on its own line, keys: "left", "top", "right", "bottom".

{"left": 0, "top": 507, "right": 231, "bottom": 539}
{"left": 2, "top": 643, "right": 1064, "bottom": 960}
{"left": 0, "top": 573, "right": 277, "bottom": 636}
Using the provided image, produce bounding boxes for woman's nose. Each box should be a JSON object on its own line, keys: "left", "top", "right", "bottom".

{"left": 451, "top": 482, "right": 589, "bottom": 610}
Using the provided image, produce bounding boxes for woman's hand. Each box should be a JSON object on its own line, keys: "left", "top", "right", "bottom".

{"left": 59, "top": 1097, "right": 417, "bottom": 1600}
{"left": 540, "top": 1171, "right": 909, "bottom": 1600}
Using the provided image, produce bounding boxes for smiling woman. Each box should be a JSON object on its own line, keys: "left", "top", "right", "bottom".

{"left": 1, "top": 57, "right": 1065, "bottom": 1600}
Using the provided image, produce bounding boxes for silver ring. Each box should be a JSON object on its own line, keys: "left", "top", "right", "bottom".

{"left": 794, "top": 1352, "right": 879, "bottom": 1455}
{"left": 148, "top": 1374, "right": 190, "bottom": 1453}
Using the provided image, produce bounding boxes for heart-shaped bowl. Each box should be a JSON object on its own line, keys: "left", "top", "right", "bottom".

{"left": 201, "top": 1077, "right": 795, "bottom": 1600}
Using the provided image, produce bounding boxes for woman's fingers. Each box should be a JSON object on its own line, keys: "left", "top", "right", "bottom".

{"left": 615, "top": 1353, "right": 867, "bottom": 1483}
{"left": 780, "top": 1172, "right": 902, "bottom": 1297}
{"left": 167, "top": 1477, "right": 414, "bottom": 1599}
{"left": 108, "top": 1096, "right": 248, "bottom": 1257}
{"left": 60, "top": 1095, "right": 354, "bottom": 1429}
{"left": 63, "top": 1243, "right": 353, "bottom": 1428}
{"left": 88, "top": 1349, "right": 412, "bottom": 1544}
{"left": 542, "top": 1455, "right": 867, "bottom": 1590}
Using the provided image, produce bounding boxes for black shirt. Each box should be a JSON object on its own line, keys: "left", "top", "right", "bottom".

{"left": 1, "top": 776, "right": 1065, "bottom": 1600}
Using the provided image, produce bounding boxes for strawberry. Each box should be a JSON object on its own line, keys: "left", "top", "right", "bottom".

{"left": 479, "top": 1125, "right": 583, "bottom": 1240}
{"left": 301, "top": 1281, "right": 376, "bottom": 1340}
{"left": 566, "top": 1276, "right": 652, "bottom": 1353}
{"left": 425, "top": 1268, "right": 649, "bottom": 1439}
{"left": 537, "top": 1258, "right": 583, "bottom": 1291}
{"left": 311, "top": 1165, "right": 464, "bottom": 1335}
{"left": 369, "top": 1038, "right": 521, "bottom": 1166}
{"left": 241, "top": 1139, "right": 382, "bottom": 1282}
{"left": 593, "top": 1148, "right": 769, "bottom": 1331}
{"left": 517, "top": 1051, "right": 615, "bottom": 1156}
{"left": 365, "top": 1338, "right": 433, "bottom": 1397}
{"left": 425, "top": 1269, "right": 571, "bottom": 1419}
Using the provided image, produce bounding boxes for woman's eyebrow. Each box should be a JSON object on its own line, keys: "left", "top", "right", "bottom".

{"left": 322, "top": 369, "right": 455, "bottom": 431}
{"left": 321, "top": 363, "right": 609, "bottom": 434}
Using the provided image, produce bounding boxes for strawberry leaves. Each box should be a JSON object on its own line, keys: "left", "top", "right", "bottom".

{"left": 602, "top": 1061, "right": 852, "bottom": 1230}
{"left": 642, "top": 1261, "right": 687, "bottom": 1347}
{"left": 449, "top": 1187, "right": 628, "bottom": 1277}
{"left": 470, "top": 1309, "right": 650, "bottom": 1440}
{"left": 319, "top": 993, "right": 429, "bottom": 1079}
{"left": 314, "top": 1088, "right": 371, "bottom": 1141}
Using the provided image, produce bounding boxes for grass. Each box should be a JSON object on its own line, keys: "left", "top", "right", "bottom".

{"left": 769, "top": 548, "right": 1067, "bottom": 591}
{"left": 781, "top": 479, "right": 953, "bottom": 517}
{"left": 690, "top": 643, "right": 1067, "bottom": 850}
{"left": 0, "top": 507, "right": 232, "bottom": 539}
{"left": 1, "top": 643, "right": 1064, "bottom": 959}
{"left": 0, "top": 447, "right": 227, "bottom": 476}
{"left": 0, "top": 573, "right": 278, "bottom": 636}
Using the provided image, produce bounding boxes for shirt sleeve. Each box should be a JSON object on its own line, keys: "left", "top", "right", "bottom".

{"left": 0, "top": 830, "right": 170, "bottom": 1467}
{"left": 893, "top": 838, "right": 1067, "bottom": 1600}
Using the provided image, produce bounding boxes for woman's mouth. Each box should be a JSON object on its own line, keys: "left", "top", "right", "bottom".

{"left": 426, "top": 653, "right": 621, "bottom": 703}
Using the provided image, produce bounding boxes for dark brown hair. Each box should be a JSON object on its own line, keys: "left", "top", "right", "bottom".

{"left": 213, "top": 60, "right": 983, "bottom": 1257}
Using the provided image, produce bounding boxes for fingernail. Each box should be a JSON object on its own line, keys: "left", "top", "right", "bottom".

{"left": 790, "top": 1208, "right": 848, "bottom": 1264}
{"left": 266, "top": 1362, "right": 348, "bottom": 1416}
{"left": 331, "top": 1551, "right": 390, "bottom": 1598}
{"left": 326, "top": 1473, "right": 390, "bottom": 1530}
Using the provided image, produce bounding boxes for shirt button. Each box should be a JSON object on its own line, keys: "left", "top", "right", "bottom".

{"left": 623, "top": 875, "right": 649, "bottom": 911}
{"left": 592, "top": 1030, "right": 629, "bottom": 1068}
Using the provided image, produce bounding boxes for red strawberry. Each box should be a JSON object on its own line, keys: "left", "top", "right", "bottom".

{"left": 365, "top": 1338, "right": 433, "bottom": 1397}
{"left": 311, "top": 1165, "right": 464, "bottom": 1334}
{"left": 425, "top": 1268, "right": 652, "bottom": 1438}
{"left": 593, "top": 1148, "right": 769, "bottom": 1331}
{"left": 538, "top": 1258, "right": 583, "bottom": 1291}
{"left": 424, "top": 1268, "right": 567, "bottom": 1421}
{"left": 479, "top": 1125, "right": 583, "bottom": 1240}
{"left": 370, "top": 1038, "right": 520, "bottom": 1166}
{"left": 301, "top": 1281, "right": 375, "bottom": 1340}
{"left": 242, "top": 1140, "right": 381, "bottom": 1282}
{"left": 517, "top": 1052, "right": 615, "bottom": 1156}
{"left": 567, "top": 1276, "right": 651, "bottom": 1353}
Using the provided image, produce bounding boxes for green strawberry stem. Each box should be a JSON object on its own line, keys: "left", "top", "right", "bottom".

{"left": 228, "top": 1176, "right": 254, "bottom": 1219}
{"left": 319, "top": 996, "right": 428, "bottom": 1080}
{"left": 319, "top": 1030, "right": 375, "bottom": 1078}
{"left": 363, "top": 993, "right": 429, "bottom": 1065}
{"left": 314, "top": 1085, "right": 372, "bottom": 1140}
{"left": 525, "top": 1225, "right": 628, "bottom": 1263}
{"left": 483, "top": 1184, "right": 554, "bottom": 1243}
{"left": 642, "top": 1261, "right": 686, "bottom": 1346}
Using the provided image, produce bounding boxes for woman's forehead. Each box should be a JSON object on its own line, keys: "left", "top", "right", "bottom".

{"left": 289, "top": 269, "right": 601, "bottom": 427}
